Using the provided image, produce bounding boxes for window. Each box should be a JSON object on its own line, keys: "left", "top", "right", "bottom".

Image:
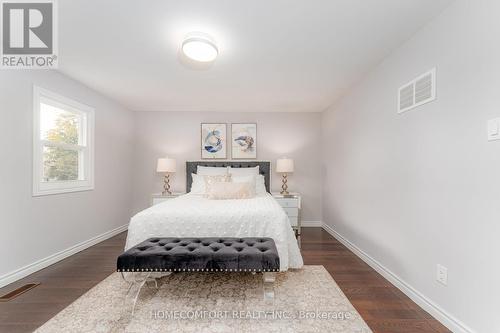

{"left": 33, "top": 86, "right": 94, "bottom": 196}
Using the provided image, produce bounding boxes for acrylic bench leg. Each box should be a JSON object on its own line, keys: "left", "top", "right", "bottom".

{"left": 120, "top": 272, "right": 136, "bottom": 296}
{"left": 263, "top": 272, "right": 276, "bottom": 301}
{"left": 120, "top": 272, "right": 152, "bottom": 315}
{"left": 131, "top": 272, "right": 151, "bottom": 315}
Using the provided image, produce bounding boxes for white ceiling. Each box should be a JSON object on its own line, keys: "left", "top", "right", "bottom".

{"left": 58, "top": 0, "right": 453, "bottom": 112}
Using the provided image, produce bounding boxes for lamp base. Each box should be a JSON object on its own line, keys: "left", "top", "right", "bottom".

{"left": 280, "top": 174, "right": 289, "bottom": 195}
{"left": 162, "top": 174, "right": 172, "bottom": 196}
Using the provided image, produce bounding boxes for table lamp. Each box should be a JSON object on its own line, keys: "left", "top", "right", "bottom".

{"left": 157, "top": 157, "right": 176, "bottom": 195}
{"left": 276, "top": 158, "right": 294, "bottom": 195}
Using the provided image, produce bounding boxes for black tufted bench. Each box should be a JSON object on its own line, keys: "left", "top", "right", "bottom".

{"left": 117, "top": 237, "right": 280, "bottom": 273}
{"left": 118, "top": 237, "right": 280, "bottom": 314}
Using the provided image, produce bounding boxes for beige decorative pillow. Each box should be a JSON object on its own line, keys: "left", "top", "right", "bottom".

{"left": 206, "top": 182, "right": 255, "bottom": 200}
{"left": 204, "top": 174, "right": 231, "bottom": 194}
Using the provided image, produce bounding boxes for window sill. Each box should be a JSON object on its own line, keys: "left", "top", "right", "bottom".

{"left": 32, "top": 185, "right": 94, "bottom": 197}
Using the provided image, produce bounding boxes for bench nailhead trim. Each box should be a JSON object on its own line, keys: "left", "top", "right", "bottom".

{"left": 116, "top": 269, "right": 279, "bottom": 272}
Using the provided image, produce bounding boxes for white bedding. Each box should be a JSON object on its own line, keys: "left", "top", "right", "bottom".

{"left": 125, "top": 193, "right": 303, "bottom": 271}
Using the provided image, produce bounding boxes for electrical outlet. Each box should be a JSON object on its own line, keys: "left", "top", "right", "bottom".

{"left": 436, "top": 264, "right": 448, "bottom": 285}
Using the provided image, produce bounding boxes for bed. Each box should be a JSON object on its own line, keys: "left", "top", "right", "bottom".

{"left": 125, "top": 161, "right": 303, "bottom": 271}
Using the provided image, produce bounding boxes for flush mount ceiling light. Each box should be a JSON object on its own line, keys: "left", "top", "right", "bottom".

{"left": 181, "top": 32, "right": 218, "bottom": 62}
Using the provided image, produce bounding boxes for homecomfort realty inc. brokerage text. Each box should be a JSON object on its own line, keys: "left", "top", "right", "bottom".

{"left": 151, "top": 309, "right": 354, "bottom": 321}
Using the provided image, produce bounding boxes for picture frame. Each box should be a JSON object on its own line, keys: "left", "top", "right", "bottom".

{"left": 201, "top": 123, "right": 227, "bottom": 159}
{"left": 231, "top": 123, "right": 257, "bottom": 159}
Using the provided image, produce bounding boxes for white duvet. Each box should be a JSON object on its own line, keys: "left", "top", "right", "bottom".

{"left": 125, "top": 193, "right": 304, "bottom": 271}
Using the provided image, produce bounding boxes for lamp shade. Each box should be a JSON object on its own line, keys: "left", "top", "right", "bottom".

{"left": 156, "top": 158, "right": 176, "bottom": 173}
{"left": 276, "top": 158, "right": 294, "bottom": 173}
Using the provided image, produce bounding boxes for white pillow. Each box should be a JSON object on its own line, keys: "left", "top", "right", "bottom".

{"left": 197, "top": 166, "right": 229, "bottom": 176}
{"left": 228, "top": 166, "right": 259, "bottom": 177}
{"left": 190, "top": 173, "right": 206, "bottom": 194}
{"left": 255, "top": 174, "right": 267, "bottom": 195}
{"left": 232, "top": 175, "right": 256, "bottom": 196}
{"left": 232, "top": 174, "right": 268, "bottom": 195}
{"left": 206, "top": 182, "right": 255, "bottom": 200}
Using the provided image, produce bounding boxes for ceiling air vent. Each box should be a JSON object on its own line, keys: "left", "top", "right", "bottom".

{"left": 398, "top": 68, "right": 436, "bottom": 113}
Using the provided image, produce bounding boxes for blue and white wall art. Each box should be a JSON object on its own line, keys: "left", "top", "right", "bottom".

{"left": 201, "top": 123, "right": 227, "bottom": 159}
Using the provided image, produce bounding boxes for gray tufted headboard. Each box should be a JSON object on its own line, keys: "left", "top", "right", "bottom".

{"left": 186, "top": 161, "right": 271, "bottom": 193}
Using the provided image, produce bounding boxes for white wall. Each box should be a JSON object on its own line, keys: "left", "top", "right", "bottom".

{"left": 0, "top": 71, "right": 135, "bottom": 286}
{"left": 0, "top": 73, "right": 322, "bottom": 287}
{"left": 321, "top": 1, "right": 499, "bottom": 332}
{"left": 132, "top": 111, "right": 322, "bottom": 222}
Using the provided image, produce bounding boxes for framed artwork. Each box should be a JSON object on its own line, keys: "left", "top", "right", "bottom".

{"left": 231, "top": 123, "right": 257, "bottom": 159}
{"left": 201, "top": 123, "right": 227, "bottom": 159}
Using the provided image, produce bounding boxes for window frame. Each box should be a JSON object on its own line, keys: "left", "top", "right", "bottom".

{"left": 33, "top": 86, "right": 95, "bottom": 196}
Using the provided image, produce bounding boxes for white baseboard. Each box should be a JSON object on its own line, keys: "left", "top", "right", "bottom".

{"left": 301, "top": 220, "right": 323, "bottom": 227}
{"left": 321, "top": 222, "right": 475, "bottom": 333}
{"left": 0, "top": 224, "right": 128, "bottom": 289}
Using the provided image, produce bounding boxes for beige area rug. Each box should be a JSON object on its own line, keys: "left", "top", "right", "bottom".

{"left": 36, "top": 266, "right": 371, "bottom": 333}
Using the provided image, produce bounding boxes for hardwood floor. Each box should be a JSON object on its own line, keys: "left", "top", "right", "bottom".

{"left": 300, "top": 228, "right": 451, "bottom": 333}
{"left": 0, "top": 232, "right": 127, "bottom": 333}
{"left": 0, "top": 228, "right": 451, "bottom": 333}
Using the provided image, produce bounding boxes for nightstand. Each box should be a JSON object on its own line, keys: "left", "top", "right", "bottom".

{"left": 150, "top": 193, "right": 184, "bottom": 206}
{"left": 272, "top": 192, "right": 302, "bottom": 246}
